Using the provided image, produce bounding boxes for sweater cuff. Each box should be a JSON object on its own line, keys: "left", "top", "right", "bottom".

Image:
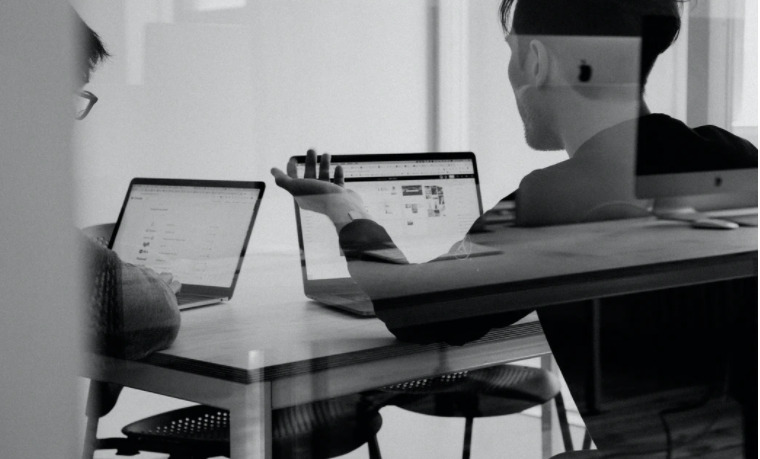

{"left": 338, "top": 219, "right": 408, "bottom": 264}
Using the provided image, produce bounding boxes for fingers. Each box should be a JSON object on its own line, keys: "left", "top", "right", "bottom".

{"left": 319, "top": 153, "right": 331, "bottom": 181}
{"left": 271, "top": 167, "right": 332, "bottom": 197}
{"left": 270, "top": 167, "right": 293, "bottom": 190}
{"left": 157, "top": 272, "right": 182, "bottom": 294}
{"left": 158, "top": 272, "right": 173, "bottom": 285}
{"left": 272, "top": 149, "right": 340, "bottom": 193}
{"left": 304, "top": 149, "right": 317, "bottom": 179}
{"left": 286, "top": 158, "right": 297, "bottom": 178}
{"left": 335, "top": 165, "right": 345, "bottom": 187}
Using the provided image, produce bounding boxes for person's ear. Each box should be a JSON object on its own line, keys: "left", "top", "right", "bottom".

{"left": 528, "top": 39, "right": 551, "bottom": 88}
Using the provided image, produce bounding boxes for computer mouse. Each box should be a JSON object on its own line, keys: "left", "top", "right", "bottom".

{"left": 690, "top": 218, "right": 740, "bottom": 230}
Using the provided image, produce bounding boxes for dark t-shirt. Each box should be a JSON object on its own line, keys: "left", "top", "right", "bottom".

{"left": 637, "top": 114, "right": 758, "bottom": 175}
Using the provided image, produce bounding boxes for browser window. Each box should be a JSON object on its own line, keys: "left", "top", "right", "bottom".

{"left": 112, "top": 184, "right": 260, "bottom": 287}
{"left": 297, "top": 159, "right": 481, "bottom": 279}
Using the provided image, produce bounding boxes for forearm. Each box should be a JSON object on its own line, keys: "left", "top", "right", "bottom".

{"left": 120, "top": 264, "right": 181, "bottom": 360}
{"left": 338, "top": 220, "right": 531, "bottom": 345}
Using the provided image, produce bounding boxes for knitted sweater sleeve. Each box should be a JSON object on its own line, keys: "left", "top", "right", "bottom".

{"left": 81, "top": 233, "right": 126, "bottom": 357}
{"left": 81, "top": 233, "right": 181, "bottom": 360}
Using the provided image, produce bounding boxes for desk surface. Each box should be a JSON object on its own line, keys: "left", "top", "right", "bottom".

{"left": 366, "top": 216, "right": 757, "bottom": 324}
{"left": 125, "top": 217, "right": 756, "bottom": 389}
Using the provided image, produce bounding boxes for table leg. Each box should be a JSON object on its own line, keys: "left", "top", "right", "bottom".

{"left": 230, "top": 380, "right": 271, "bottom": 459}
{"left": 588, "top": 299, "right": 602, "bottom": 413}
{"left": 541, "top": 354, "right": 554, "bottom": 459}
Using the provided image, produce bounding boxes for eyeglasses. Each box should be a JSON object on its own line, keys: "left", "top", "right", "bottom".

{"left": 75, "top": 90, "right": 98, "bottom": 120}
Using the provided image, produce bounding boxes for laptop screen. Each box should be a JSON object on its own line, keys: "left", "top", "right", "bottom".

{"left": 296, "top": 154, "right": 482, "bottom": 281}
{"left": 111, "top": 182, "right": 262, "bottom": 289}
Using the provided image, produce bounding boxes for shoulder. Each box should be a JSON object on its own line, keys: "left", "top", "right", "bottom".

{"left": 467, "top": 195, "right": 517, "bottom": 233}
{"left": 516, "top": 153, "right": 645, "bottom": 226}
{"left": 639, "top": 114, "right": 758, "bottom": 173}
{"left": 518, "top": 159, "right": 584, "bottom": 199}
{"left": 515, "top": 163, "right": 584, "bottom": 226}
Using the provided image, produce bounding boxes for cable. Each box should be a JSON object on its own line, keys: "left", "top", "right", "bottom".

{"left": 658, "top": 342, "right": 734, "bottom": 458}
{"left": 658, "top": 385, "right": 723, "bottom": 459}
{"left": 658, "top": 297, "right": 736, "bottom": 458}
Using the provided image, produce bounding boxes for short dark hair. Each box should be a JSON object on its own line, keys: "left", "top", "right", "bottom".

{"left": 499, "top": 0, "right": 686, "bottom": 86}
{"left": 73, "top": 9, "right": 110, "bottom": 83}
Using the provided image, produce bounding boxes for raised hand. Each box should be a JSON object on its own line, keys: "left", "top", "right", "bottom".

{"left": 271, "top": 149, "right": 371, "bottom": 231}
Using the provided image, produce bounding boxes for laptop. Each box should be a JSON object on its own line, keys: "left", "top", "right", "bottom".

{"left": 109, "top": 178, "right": 265, "bottom": 310}
{"left": 293, "top": 152, "right": 485, "bottom": 317}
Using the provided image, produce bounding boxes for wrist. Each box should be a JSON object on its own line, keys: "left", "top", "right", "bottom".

{"left": 334, "top": 209, "right": 372, "bottom": 232}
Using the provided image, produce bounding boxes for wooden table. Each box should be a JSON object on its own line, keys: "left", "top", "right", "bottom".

{"left": 85, "top": 217, "right": 757, "bottom": 458}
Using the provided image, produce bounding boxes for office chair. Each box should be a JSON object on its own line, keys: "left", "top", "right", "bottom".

{"left": 84, "top": 388, "right": 383, "bottom": 459}
{"left": 378, "top": 364, "right": 576, "bottom": 459}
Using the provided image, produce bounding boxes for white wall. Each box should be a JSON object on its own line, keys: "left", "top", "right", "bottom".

{"left": 645, "top": 0, "right": 758, "bottom": 146}
{"left": 0, "top": 2, "right": 81, "bottom": 457}
{"left": 73, "top": 0, "right": 435, "bottom": 254}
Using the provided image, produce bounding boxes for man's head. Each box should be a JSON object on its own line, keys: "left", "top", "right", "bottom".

{"left": 73, "top": 9, "right": 109, "bottom": 85}
{"left": 500, "top": 0, "right": 685, "bottom": 150}
{"left": 501, "top": 0, "right": 683, "bottom": 86}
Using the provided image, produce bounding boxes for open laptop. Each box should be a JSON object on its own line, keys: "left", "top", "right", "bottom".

{"left": 293, "top": 152, "right": 484, "bottom": 317}
{"left": 109, "top": 178, "right": 265, "bottom": 310}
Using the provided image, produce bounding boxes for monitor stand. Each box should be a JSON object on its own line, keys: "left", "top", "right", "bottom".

{"left": 651, "top": 197, "right": 705, "bottom": 221}
{"left": 653, "top": 198, "right": 739, "bottom": 229}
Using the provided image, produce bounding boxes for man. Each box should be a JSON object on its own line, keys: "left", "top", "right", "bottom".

{"left": 272, "top": 0, "right": 755, "bottom": 455}
{"left": 75, "top": 13, "right": 183, "bottom": 455}
{"left": 74, "top": 10, "right": 181, "bottom": 362}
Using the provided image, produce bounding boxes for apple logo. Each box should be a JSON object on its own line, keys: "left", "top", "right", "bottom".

{"left": 579, "top": 60, "right": 592, "bottom": 83}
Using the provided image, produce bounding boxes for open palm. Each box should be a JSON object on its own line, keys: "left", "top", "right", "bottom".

{"left": 271, "top": 150, "right": 369, "bottom": 230}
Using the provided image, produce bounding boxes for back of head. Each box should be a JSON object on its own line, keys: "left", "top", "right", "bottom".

{"left": 500, "top": 0, "right": 685, "bottom": 86}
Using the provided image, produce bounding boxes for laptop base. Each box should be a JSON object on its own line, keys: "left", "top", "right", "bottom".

{"left": 177, "top": 296, "right": 228, "bottom": 311}
{"left": 307, "top": 294, "right": 376, "bottom": 317}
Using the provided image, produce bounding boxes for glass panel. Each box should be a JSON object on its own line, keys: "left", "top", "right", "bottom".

{"left": 732, "top": 0, "right": 758, "bottom": 130}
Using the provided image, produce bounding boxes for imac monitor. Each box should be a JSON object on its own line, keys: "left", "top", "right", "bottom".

{"left": 635, "top": 5, "right": 758, "bottom": 221}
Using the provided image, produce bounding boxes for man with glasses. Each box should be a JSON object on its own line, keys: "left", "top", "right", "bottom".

{"left": 74, "top": 13, "right": 183, "bottom": 455}
{"left": 74, "top": 11, "right": 181, "bottom": 362}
